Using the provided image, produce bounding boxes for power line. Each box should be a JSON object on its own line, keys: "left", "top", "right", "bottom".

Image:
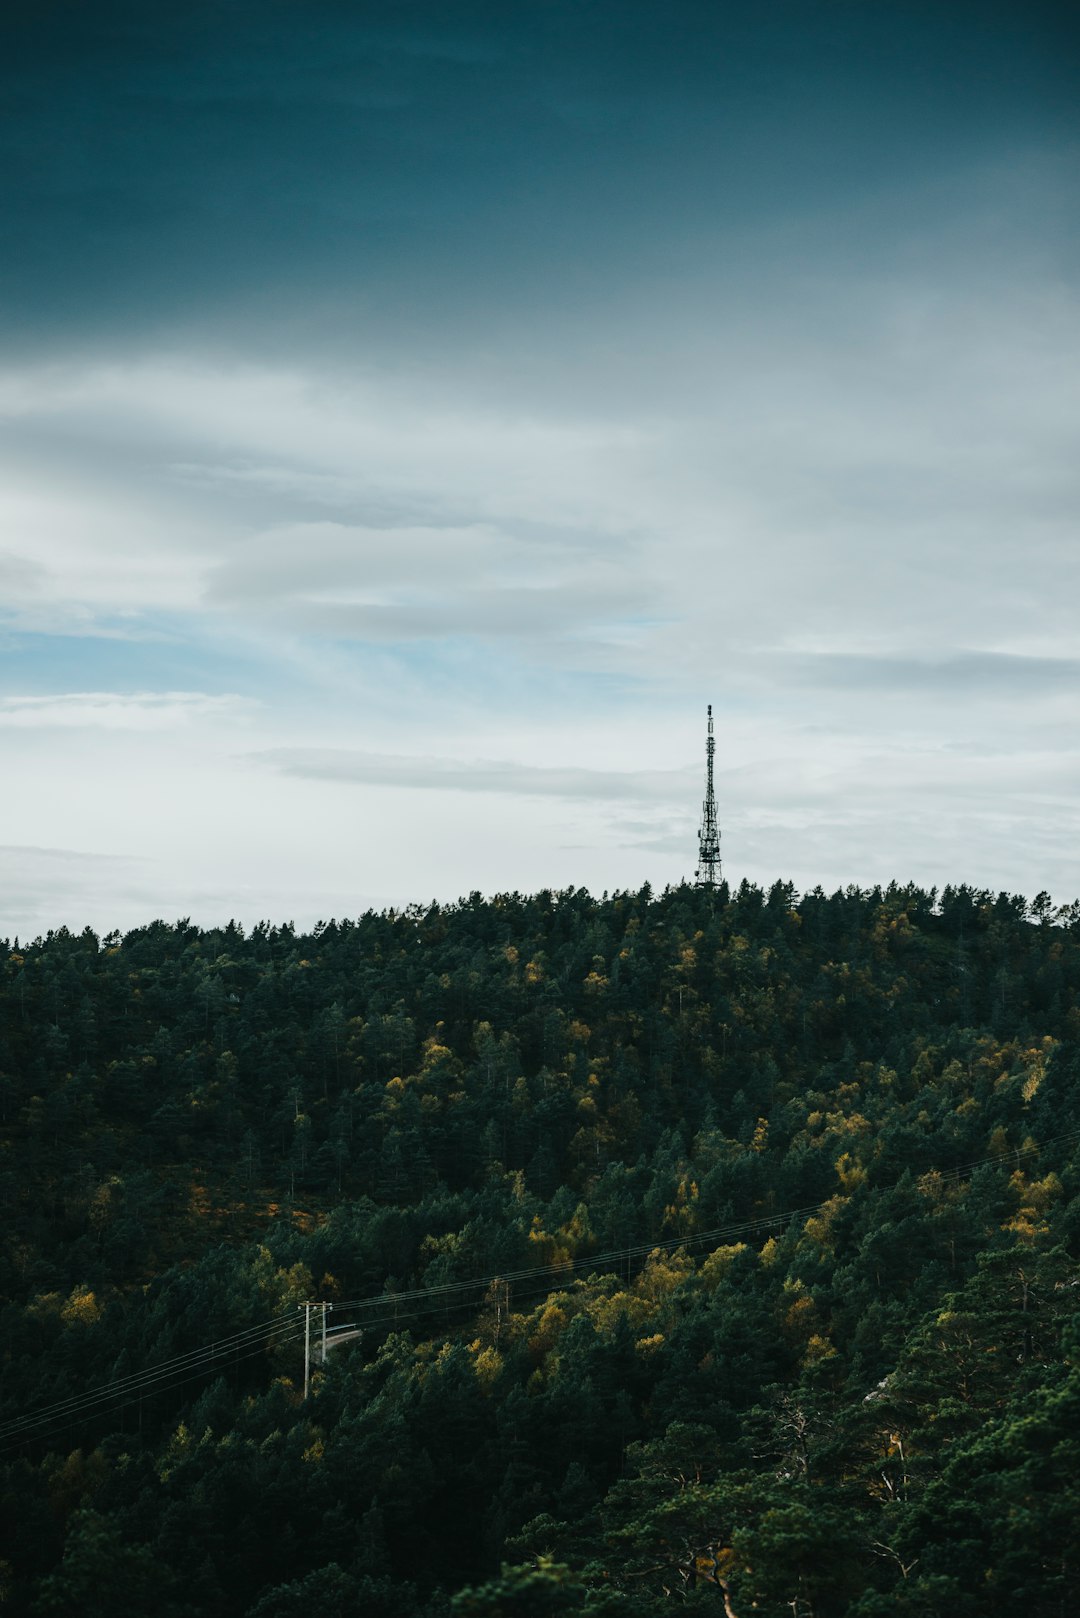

{"left": 0, "top": 1330, "right": 306, "bottom": 1454}
{"left": 332, "top": 1125, "right": 1080, "bottom": 1314}
{"left": 4, "top": 1123, "right": 1076, "bottom": 1448}
{"left": 0, "top": 1313, "right": 297, "bottom": 1444}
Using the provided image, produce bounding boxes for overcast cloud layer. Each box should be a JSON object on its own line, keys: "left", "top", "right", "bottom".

{"left": 1, "top": 0, "right": 1078, "bottom": 937}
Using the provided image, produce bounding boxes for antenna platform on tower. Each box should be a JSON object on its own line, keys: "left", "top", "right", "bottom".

{"left": 695, "top": 704, "right": 722, "bottom": 888}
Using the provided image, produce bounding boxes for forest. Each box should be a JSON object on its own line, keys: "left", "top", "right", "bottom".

{"left": 1, "top": 878, "right": 1078, "bottom": 1616}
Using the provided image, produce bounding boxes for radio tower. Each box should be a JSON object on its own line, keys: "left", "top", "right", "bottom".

{"left": 695, "top": 704, "right": 722, "bottom": 888}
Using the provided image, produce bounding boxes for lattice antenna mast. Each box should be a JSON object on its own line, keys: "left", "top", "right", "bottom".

{"left": 695, "top": 704, "right": 722, "bottom": 887}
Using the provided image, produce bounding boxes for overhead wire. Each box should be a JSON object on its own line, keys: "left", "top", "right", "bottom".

{"left": 331, "top": 1124, "right": 1080, "bottom": 1314}
{"left": 0, "top": 1312, "right": 298, "bottom": 1444}
{"left": 5, "top": 1122, "right": 1077, "bottom": 1447}
{"left": 0, "top": 1329, "right": 307, "bottom": 1454}
{"left": 0, "top": 1324, "right": 305, "bottom": 1448}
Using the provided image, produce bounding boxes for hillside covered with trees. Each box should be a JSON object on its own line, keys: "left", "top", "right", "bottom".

{"left": 1, "top": 880, "right": 1079, "bottom": 1616}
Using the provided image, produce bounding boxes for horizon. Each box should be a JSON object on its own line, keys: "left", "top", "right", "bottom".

{"left": 7, "top": 871, "right": 1077, "bottom": 952}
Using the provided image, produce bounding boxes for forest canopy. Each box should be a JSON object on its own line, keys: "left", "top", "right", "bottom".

{"left": 1, "top": 879, "right": 1079, "bottom": 1615}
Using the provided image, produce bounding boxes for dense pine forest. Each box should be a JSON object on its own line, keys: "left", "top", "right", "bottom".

{"left": 2, "top": 880, "right": 1079, "bottom": 1616}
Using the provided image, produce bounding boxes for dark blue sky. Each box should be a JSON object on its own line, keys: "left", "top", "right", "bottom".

{"left": 3, "top": 1, "right": 1076, "bottom": 358}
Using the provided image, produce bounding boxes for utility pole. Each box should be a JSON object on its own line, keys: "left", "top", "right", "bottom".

{"left": 695, "top": 704, "right": 722, "bottom": 888}
{"left": 300, "top": 1301, "right": 334, "bottom": 1395}
{"left": 301, "top": 1303, "right": 311, "bottom": 1400}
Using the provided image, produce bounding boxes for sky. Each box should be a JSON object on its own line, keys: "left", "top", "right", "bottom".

{"left": 1, "top": 0, "right": 1078, "bottom": 938}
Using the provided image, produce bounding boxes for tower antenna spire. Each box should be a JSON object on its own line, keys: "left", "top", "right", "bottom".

{"left": 695, "top": 704, "right": 722, "bottom": 888}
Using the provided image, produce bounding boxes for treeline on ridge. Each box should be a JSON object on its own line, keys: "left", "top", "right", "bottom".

{"left": 1, "top": 879, "right": 1079, "bottom": 1616}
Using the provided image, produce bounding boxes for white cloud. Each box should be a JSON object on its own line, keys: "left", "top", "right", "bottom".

{"left": 0, "top": 471, "right": 219, "bottom": 637}
{"left": 201, "top": 520, "right": 658, "bottom": 646}
{"left": 2, "top": 270, "right": 1077, "bottom": 669}
{"left": 256, "top": 746, "right": 695, "bottom": 800}
{"left": 0, "top": 247, "right": 1078, "bottom": 928}
{"left": 0, "top": 549, "right": 49, "bottom": 596}
{"left": 0, "top": 845, "right": 145, "bottom": 943}
{"left": 0, "top": 692, "right": 256, "bottom": 730}
{"left": 0, "top": 842, "right": 391, "bottom": 943}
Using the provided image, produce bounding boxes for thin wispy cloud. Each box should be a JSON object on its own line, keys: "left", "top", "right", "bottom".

{"left": 772, "top": 651, "right": 1080, "bottom": 699}
{"left": 257, "top": 747, "right": 696, "bottom": 802}
{"left": 0, "top": 692, "right": 256, "bottom": 730}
